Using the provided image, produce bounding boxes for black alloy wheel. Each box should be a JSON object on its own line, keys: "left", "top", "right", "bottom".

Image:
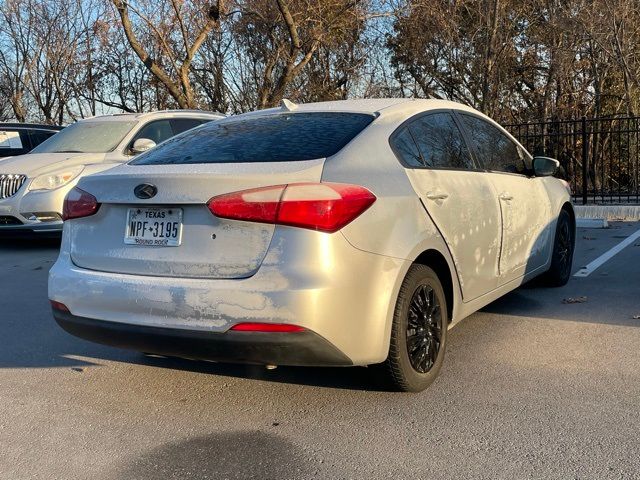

{"left": 540, "top": 209, "right": 575, "bottom": 287}
{"left": 381, "top": 264, "right": 448, "bottom": 392}
{"left": 406, "top": 284, "right": 443, "bottom": 374}
{"left": 555, "top": 216, "right": 573, "bottom": 280}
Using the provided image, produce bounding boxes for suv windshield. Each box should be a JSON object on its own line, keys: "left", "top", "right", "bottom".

{"left": 130, "top": 113, "right": 375, "bottom": 165}
{"left": 31, "top": 121, "right": 136, "bottom": 154}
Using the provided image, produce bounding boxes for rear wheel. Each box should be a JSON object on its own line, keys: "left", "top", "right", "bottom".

{"left": 381, "top": 265, "right": 448, "bottom": 392}
{"left": 540, "top": 209, "right": 575, "bottom": 287}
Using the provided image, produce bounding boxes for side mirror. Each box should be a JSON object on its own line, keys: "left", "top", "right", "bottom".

{"left": 533, "top": 156, "right": 560, "bottom": 177}
{"left": 131, "top": 138, "right": 156, "bottom": 155}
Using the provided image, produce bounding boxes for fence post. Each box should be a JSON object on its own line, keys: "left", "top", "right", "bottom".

{"left": 581, "top": 116, "right": 588, "bottom": 204}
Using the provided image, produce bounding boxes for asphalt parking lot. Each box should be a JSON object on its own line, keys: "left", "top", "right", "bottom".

{"left": 1, "top": 223, "right": 639, "bottom": 480}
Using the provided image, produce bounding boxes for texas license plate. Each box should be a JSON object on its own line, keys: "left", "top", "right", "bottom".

{"left": 124, "top": 208, "right": 183, "bottom": 246}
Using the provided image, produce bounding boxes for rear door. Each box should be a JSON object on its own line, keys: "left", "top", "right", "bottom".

{"left": 457, "top": 112, "right": 552, "bottom": 284}
{"left": 395, "top": 111, "right": 502, "bottom": 301}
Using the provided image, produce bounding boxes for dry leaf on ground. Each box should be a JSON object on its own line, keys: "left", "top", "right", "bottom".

{"left": 562, "top": 296, "right": 588, "bottom": 304}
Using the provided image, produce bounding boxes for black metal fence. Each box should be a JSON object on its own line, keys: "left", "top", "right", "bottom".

{"left": 506, "top": 116, "right": 640, "bottom": 204}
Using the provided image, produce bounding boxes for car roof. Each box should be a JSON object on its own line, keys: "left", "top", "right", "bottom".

{"left": 78, "top": 110, "right": 225, "bottom": 123}
{"left": 226, "top": 98, "right": 483, "bottom": 121}
{"left": 0, "top": 123, "right": 64, "bottom": 131}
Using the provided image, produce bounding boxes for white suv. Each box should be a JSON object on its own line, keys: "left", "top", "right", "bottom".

{"left": 0, "top": 110, "right": 223, "bottom": 235}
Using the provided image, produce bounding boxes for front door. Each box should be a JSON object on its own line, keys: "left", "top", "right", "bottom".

{"left": 457, "top": 112, "right": 552, "bottom": 284}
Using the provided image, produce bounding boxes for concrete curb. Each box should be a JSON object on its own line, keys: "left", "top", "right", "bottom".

{"left": 576, "top": 218, "right": 608, "bottom": 228}
{"left": 575, "top": 205, "right": 640, "bottom": 222}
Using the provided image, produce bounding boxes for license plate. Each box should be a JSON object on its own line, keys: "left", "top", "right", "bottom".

{"left": 124, "top": 208, "right": 183, "bottom": 246}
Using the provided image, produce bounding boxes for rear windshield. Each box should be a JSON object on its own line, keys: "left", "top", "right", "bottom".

{"left": 130, "top": 113, "right": 375, "bottom": 165}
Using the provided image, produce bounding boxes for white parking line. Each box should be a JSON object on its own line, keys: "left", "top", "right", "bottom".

{"left": 574, "top": 227, "right": 640, "bottom": 277}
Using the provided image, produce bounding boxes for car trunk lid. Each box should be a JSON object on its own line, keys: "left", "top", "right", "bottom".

{"left": 69, "top": 160, "right": 325, "bottom": 278}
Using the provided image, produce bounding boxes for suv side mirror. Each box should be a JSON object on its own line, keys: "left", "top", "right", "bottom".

{"left": 131, "top": 138, "right": 156, "bottom": 155}
{"left": 533, "top": 156, "right": 560, "bottom": 177}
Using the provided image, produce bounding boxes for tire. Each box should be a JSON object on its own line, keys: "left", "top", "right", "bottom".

{"left": 381, "top": 264, "right": 448, "bottom": 392}
{"left": 540, "top": 209, "right": 575, "bottom": 287}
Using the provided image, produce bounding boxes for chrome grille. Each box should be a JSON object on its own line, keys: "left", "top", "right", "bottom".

{"left": 0, "top": 174, "right": 27, "bottom": 199}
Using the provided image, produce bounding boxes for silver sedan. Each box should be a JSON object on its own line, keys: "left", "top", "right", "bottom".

{"left": 48, "top": 99, "right": 575, "bottom": 392}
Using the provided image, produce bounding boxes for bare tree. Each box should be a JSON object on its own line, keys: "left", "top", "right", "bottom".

{"left": 110, "top": 0, "right": 225, "bottom": 109}
{"left": 0, "top": 0, "right": 33, "bottom": 121}
{"left": 232, "top": 0, "right": 369, "bottom": 109}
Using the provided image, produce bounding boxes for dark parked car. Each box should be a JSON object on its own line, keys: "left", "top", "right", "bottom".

{"left": 0, "top": 123, "right": 64, "bottom": 159}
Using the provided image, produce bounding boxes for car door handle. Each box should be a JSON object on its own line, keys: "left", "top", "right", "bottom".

{"left": 426, "top": 192, "right": 449, "bottom": 201}
{"left": 499, "top": 193, "right": 514, "bottom": 201}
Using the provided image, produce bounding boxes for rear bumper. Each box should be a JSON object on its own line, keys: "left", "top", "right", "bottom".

{"left": 49, "top": 225, "right": 409, "bottom": 365}
{"left": 53, "top": 310, "right": 352, "bottom": 366}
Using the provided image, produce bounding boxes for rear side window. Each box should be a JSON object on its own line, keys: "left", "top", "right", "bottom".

{"left": 459, "top": 114, "right": 528, "bottom": 174}
{"left": 170, "top": 118, "right": 206, "bottom": 135}
{"left": 406, "top": 113, "right": 474, "bottom": 169}
{"left": 131, "top": 113, "right": 375, "bottom": 165}
{"left": 391, "top": 128, "right": 423, "bottom": 168}
{"left": 28, "top": 130, "right": 57, "bottom": 149}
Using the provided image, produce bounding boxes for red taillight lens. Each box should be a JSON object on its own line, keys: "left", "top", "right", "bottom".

{"left": 50, "top": 300, "right": 70, "bottom": 313}
{"left": 63, "top": 187, "right": 100, "bottom": 221}
{"left": 208, "top": 183, "right": 376, "bottom": 233}
{"left": 230, "top": 323, "right": 305, "bottom": 333}
{"left": 207, "top": 184, "right": 285, "bottom": 224}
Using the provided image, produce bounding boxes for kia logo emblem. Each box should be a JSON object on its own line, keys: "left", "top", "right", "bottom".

{"left": 134, "top": 183, "right": 157, "bottom": 199}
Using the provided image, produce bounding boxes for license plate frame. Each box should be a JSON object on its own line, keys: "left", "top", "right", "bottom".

{"left": 124, "top": 207, "right": 183, "bottom": 247}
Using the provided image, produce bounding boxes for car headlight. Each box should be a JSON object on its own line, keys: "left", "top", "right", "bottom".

{"left": 29, "top": 166, "right": 84, "bottom": 191}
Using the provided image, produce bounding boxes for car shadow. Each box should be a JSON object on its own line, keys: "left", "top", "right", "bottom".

{"left": 109, "top": 431, "right": 314, "bottom": 480}
{"left": 0, "top": 236, "right": 61, "bottom": 248}
{"left": 0, "top": 296, "right": 389, "bottom": 391}
{"left": 136, "top": 354, "right": 388, "bottom": 391}
{"left": 480, "top": 221, "right": 640, "bottom": 328}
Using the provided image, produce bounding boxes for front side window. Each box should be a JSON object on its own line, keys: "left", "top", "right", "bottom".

{"left": 459, "top": 114, "right": 529, "bottom": 174}
{"left": 31, "top": 121, "right": 136, "bottom": 154}
{"left": 132, "top": 120, "right": 174, "bottom": 146}
{"left": 407, "top": 113, "right": 474, "bottom": 169}
{"left": 131, "top": 113, "right": 375, "bottom": 165}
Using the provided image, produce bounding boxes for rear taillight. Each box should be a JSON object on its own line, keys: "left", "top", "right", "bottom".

{"left": 208, "top": 183, "right": 376, "bottom": 233}
{"left": 230, "top": 323, "right": 305, "bottom": 333}
{"left": 63, "top": 187, "right": 100, "bottom": 221}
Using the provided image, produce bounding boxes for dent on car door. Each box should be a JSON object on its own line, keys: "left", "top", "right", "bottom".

{"left": 393, "top": 111, "right": 502, "bottom": 302}
{"left": 457, "top": 113, "right": 552, "bottom": 284}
